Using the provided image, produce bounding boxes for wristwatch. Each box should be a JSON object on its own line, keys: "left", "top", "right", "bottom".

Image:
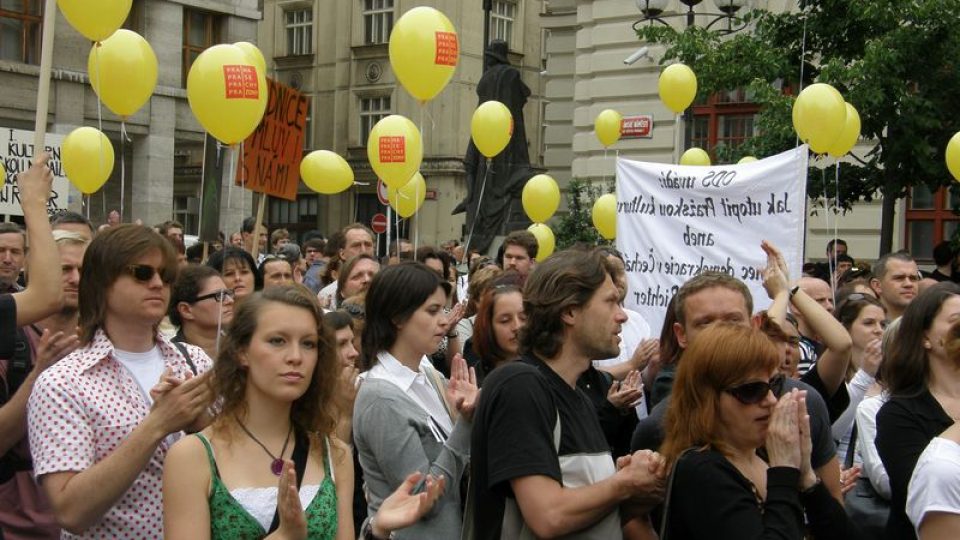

{"left": 446, "top": 331, "right": 459, "bottom": 339}
{"left": 362, "top": 517, "right": 394, "bottom": 540}
{"left": 788, "top": 285, "right": 801, "bottom": 300}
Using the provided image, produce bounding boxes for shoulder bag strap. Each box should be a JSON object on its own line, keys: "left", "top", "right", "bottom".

{"left": 658, "top": 447, "right": 697, "bottom": 540}
{"left": 425, "top": 363, "right": 456, "bottom": 421}
{"left": 845, "top": 423, "right": 859, "bottom": 470}
{"left": 268, "top": 429, "right": 309, "bottom": 533}
{"left": 171, "top": 340, "right": 197, "bottom": 375}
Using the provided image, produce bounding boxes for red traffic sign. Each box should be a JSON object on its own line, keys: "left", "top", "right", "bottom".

{"left": 371, "top": 212, "right": 388, "bottom": 234}
{"left": 377, "top": 179, "right": 390, "bottom": 205}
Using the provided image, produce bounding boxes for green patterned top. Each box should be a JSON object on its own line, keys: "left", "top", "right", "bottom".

{"left": 195, "top": 432, "right": 338, "bottom": 540}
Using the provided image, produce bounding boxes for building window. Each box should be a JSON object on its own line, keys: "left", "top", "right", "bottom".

{"left": 359, "top": 96, "right": 391, "bottom": 145}
{"left": 362, "top": 0, "right": 393, "bottom": 45}
{"left": 173, "top": 195, "right": 199, "bottom": 235}
{"left": 905, "top": 185, "right": 960, "bottom": 261}
{"left": 0, "top": 0, "right": 42, "bottom": 64}
{"left": 182, "top": 8, "right": 220, "bottom": 86}
{"left": 269, "top": 196, "right": 318, "bottom": 243}
{"left": 489, "top": 0, "right": 516, "bottom": 45}
{"left": 123, "top": 0, "right": 145, "bottom": 33}
{"left": 285, "top": 9, "right": 312, "bottom": 56}
{"left": 688, "top": 88, "right": 760, "bottom": 159}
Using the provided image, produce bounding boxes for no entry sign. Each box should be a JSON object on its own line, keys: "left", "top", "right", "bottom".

{"left": 371, "top": 212, "right": 388, "bottom": 234}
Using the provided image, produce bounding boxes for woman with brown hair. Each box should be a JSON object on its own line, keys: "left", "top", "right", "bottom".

{"left": 467, "top": 273, "right": 525, "bottom": 384}
{"left": 660, "top": 323, "right": 854, "bottom": 540}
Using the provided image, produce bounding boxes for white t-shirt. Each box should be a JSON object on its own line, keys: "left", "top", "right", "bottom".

{"left": 318, "top": 281, "right": 338, "bottom": 309}
{"left": 593, "top": 307, "right": 652, "bottom": 419}
{"left": 907, "top": 436, "right": 960, "bottom": 534}
{"left": 113, "top": 346, "right": 166, "bottom": 405}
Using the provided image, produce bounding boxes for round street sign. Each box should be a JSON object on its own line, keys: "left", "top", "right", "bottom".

{"left": 371, "top": 212, "right": 388, "bottom": 234}
{"left": 377, "top": 179, "right": 390, "bottom": 205}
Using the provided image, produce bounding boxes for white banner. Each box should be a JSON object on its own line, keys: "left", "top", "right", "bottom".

{"left": 616, "top": 146, "right": 808, "bottom": 334}
{"left": 0, "top": 128, "right": 70, "bottom": 216}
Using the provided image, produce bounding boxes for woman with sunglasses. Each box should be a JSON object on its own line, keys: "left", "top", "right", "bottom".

{"left": 354, "top": 262, "right": 478, "bottom": 539}
{"left": 169, "top": 264, "right": 236, "bottom": 360}
{"left": 207, "top": 247, "right": 262, "bottom": 301}
{"left": 661, "top": 323, "right": 856, "bottom": 540}
{"left": 875, "top": 282, "right": 960, "bottom": 540}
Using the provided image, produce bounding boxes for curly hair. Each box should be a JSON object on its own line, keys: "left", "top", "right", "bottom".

{"left": 212, "top": 285, "right": 339, "bottom": 440}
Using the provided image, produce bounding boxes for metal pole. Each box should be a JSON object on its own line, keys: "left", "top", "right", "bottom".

{"left": 482, "top": 0, "right": 492, "bottom": 71}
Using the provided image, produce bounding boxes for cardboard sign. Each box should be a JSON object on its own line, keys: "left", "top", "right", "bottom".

{"left": 0, "top": 128, "right": 70, "bottom": 216}
{"left": 616, "top": 146, "right": 809, "bottom": 334}
{"left": 236, "top": 78, "right": 309, "bottom": 201}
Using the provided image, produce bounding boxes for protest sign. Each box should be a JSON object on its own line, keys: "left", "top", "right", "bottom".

{"left": 616, "top": 146, "right": 808, "bottom": 334}
{"left": 0, "top": 128, "right": 70, "bottom": 216}
{"left": 236, "top": 78, "right": 309, "bottom": 201}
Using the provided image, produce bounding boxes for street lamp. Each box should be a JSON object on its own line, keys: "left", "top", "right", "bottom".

{"left": 634, "top": 0, "right": 750, "bottom": 33}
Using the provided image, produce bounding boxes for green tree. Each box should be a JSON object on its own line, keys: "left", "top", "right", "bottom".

{"left": 555, "top": 179, "right": 613, "bottom": 249}
{"left": 637, "top": 0, "right": 960, "bottom": 254}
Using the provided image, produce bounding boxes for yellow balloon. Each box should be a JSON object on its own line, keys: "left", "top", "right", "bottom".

{"left": 592, "top": 193, "right": 617, "bottom": 240}
{"left": 187, "top": 44, "right": 268, "bottom": 145}
{"left": 658, "top": 63, "right": 698, "bottom": 114}
{"left": 62, "top": 127, "right": 114, "bottom": 195}
{"left": 680, "top": 147, "right": 711, "bottom": 166}
{"left": 522, "top": 174, "right": 560, "bottom": 223}
{"left": 595, "top": 109, "right": 623, "bottom": 147}
{"left": 234, "top": 42, "right": 267, "bottom": 78}
{"left": 88, "top": 30, "right": 158, "bottom": 119}
{"left": 738, "top": 156, "right": 758, "bottom": 164}
{"left": 947, "top": 132, "right": 960, "bottom": 182}
{"left": 527, "top": 223, "right": 555, "bottom": 262}
{"left": 471, "top": 101, "right": 512, "bottom": 158}
{"left": 58, "top": 0, "right": 131, "bottom": 42}
{"left": 367, "top": 115, "right": 423, "bottom": 189}
{"left": 300, "top": 150, "right": 354, "bottom": 195}
{"left": 388, "top": 172, "right": 426, "bottom": 218}
{"left": 389, "top": 7, "right": 459, "bottom": 102}
{"left": 0, "top": 159, "right": 5, "bottom": 188}
{"left": 792, "top": 83, "right": 846, "bottom": 154}
{"left": 827, "top": 102, "right": 861, "bottom": 158}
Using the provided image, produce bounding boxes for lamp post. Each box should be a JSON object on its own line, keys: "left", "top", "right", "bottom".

{"left": 633, "top": 0, "right": 751, "bottom": 151}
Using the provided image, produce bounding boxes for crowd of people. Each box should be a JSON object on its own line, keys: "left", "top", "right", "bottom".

{"left": 2, "top": 153, "right": 960, "bottom": 539}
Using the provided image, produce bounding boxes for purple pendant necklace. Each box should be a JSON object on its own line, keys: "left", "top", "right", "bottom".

{"left": 236, "top": 418, "right": 293, "bottom": 476}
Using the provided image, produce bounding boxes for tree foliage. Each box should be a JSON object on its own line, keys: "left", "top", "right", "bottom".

{"left": 554, "top": 179, "right": 613, "bottom": 249}
{"left": 637, "top": 0, "right": 960, "bottom": 252}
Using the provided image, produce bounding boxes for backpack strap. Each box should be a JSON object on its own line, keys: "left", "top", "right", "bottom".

{"left": 171, "top": 340, "right": 198, "bottom": 376}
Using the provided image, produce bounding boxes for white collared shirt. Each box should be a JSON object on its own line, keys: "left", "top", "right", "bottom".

{"left": 366, "top": 351, "right": 453, "bottom": 435}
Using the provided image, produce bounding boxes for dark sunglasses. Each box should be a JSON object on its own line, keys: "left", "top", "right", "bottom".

{"left": 193, "top": 288, "right": 235, "bottom": 303}
{"left": 125, "top": 264, "right": 174, "bottom": 284}
{"left": 726, "top": 374, "right": 786, "bottom": 405}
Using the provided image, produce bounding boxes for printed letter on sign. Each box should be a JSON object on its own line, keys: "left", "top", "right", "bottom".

{"left": 434, "top": 32, "right": 459, "bottom": 66}
{"left": 223, "top": 65, "right": 260, "bottom": 99}
{"left": 379, "top": 136, "right": 406, "bottom": 163}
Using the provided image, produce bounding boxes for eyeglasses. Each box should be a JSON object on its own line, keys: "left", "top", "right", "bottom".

{"left": 725, "top": 374, "right": 785, "bottom": 405}
{"left": 193, "top": 288, "right": 235, "bottom": 303}
{"left": 125, "top": 264, "right": 174, "bottom": 284}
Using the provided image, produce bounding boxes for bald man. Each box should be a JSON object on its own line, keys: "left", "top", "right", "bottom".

{"left": 793, "top": 276, "right": 834, "bottom": 375}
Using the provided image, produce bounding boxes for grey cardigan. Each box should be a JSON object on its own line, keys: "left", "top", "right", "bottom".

{"left": 353, "top": 376, "right": 471, "bottom": 539}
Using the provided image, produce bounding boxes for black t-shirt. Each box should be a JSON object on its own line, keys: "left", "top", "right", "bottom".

{"left": 468, "top": 356, "right": 620, "bottom": 540}
{"left": 0, "top": 294, "right": 16, "bottom": 360}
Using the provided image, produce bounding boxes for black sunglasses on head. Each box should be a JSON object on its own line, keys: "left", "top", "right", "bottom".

{"left": 125, "top": 264, "right": 175, "bottom": 284}
{"left": 726, "top": 374, "right": 786, "bottom": 405}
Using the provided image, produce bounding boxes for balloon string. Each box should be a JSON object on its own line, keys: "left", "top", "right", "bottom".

{"left": 417, "top": 103, "right": 425, "bottom": 254}
{"left": 240, "top": 142, "right": 246, "bottom": 219}
{"left": 462, "top": 158, "right": 491, "bottom": 260}
{"left": 198, "top": 135, "right": 207, "bottom": 238}
{"left": 820, "top": 162, "right": 832, "bottom": 288}
{"left": 224, "top": 141, "right": 233, "bottom": 211}
{"left": 832, "top": 159, "right": 841, "bottom": 303}
{"left": 674, "top": 115, "right": 682, "bottom": 163}
{"left": 94, "top": 45, "right": 106, "bottom": 217}
{"left": 215, "top": 293, "right": 224, "bottom": 358}
{"left": 795, "top": 13, "right": 808, "bottom": 148}
{"left": 120, "top": 122, "right": 131, "bottom": 221}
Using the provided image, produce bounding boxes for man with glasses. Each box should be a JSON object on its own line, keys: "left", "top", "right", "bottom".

{"left": 169, "top": 265, "right": 235, "bottom": 361}
{"left": 27, "top": 225, "right": 213, "bottom": 539}
{"left": 869, "top": 250, "right": 921, "bottom": 321}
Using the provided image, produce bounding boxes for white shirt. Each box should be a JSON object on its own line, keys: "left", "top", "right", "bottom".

{"left": 318, "top": 281, "right": 338, "bottom": 309}
{"left": 855, "top": 393, "right": 892, "bottom": 499}
{"left": 112, "top": 346, "right": 166, "bottom": 405}
{"left": 366, "top": 351, "right": 453, "bottom": 435}
{"left": 907, "top": 436, "right": 960, "bottom": 534}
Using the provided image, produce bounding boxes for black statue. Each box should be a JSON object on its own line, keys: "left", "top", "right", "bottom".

{"left": 454, "top": 40, "right": 536, "bottom": 254}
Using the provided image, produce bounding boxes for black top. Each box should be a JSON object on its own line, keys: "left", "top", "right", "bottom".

{"left": 875, "top": 389, "right": 954, "bottom": 540}
{"left": 666, "top": 448, "right": 861, "bottom": 540}
{"left": 633, "top": 378, "right": 837, "bottom": 471}
{"left": 468, "top": 356, "right": 616, "bottom": 540}
{"left": 576, "top": 366, "right": 639, "bottom": 459}
{"left": 0, "top": 294, "right": 15, "bottom": 360}
{"left": 800, "top": 364, "right": 850, "bottom": 424}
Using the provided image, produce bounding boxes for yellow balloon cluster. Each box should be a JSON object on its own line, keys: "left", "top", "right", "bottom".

{"left": 300, "top": 150, "right": 354, "bottom": 195}
{"left": 659, "top": 64, "right": 698, "bottom": 114}
{"left": 367, "top": 115, "right": 423, "bottom": 189}
{"left": 88, "top": 30, "right": 158, "bottom": 119}
{"left": 62, "top": 127, "right": 114, "bottom": 195}
{"left": 527, "top": 223, "right": 555, "bottom": 262}
{"left": 522, "top": 174, "right": 560, "bottom": 223}
{"left": 680, "top": 147, "right": 711, "bottom": 166}
{"left": 58, "top": 0, "right": 132, "bottom": 42}
{"left": 595, "top": 110, "right": 623, "bottom": 147}
{"left": 592, "top": 194, "right": 617, "bottom": 240}
{"left": 827, "top": 102, "right": 861, "bottom": 158}
{"left": 389, "top": 7, "right": 459, "bottom": 102}
{"left": 471, "top": 101, "right": 512, "bottom": 158}
{"left": 792, "top": 83, "right": 846, "bottom": 155}
{"left": 388, "top": 173, "right": 427, "bottom": 218}
{"left": 187, "top": 44, "right": 268, "bottom": 145}
{"left": 947, "top": 133, "right": 960, "bottom": 182}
